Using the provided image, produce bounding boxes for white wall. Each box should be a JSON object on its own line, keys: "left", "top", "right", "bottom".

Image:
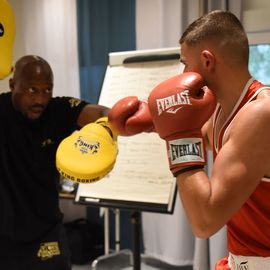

{"left": 0, "top": 0, "right": 80, "bottom": 99}
{"left": 242, "top": 0, "right": 270, "bottom": 32}
{"left": 242, "top": 0, "right": 270, "bottom": 44}
{"left": 136, "top": 0, "right": 200, "bottom": 50}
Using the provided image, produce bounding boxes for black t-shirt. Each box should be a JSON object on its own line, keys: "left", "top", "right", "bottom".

{"left": 0, "top": 92, "right": 88, "bottom": 242}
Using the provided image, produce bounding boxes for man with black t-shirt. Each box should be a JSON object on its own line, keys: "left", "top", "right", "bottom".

{"left": 0, "top": 55, "right": 109, "bottom": 270}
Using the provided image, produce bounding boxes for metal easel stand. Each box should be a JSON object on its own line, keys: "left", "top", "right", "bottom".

{"left": 91, "top": 208, "right": 134, "bottom": 270}
{"left": 131, "top": 211, "right": 142, "bottom": 270}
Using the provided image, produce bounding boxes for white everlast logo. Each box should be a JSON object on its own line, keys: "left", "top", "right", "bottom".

{"left": 169, "top": 138, "right": 204, "bottom": 164}
{"left": 156, "top": 89, "right": 191, "bottom": 115}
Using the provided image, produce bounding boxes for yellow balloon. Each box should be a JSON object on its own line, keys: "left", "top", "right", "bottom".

{"left": 0, "top": 0, "right": 15, "bottom": 79}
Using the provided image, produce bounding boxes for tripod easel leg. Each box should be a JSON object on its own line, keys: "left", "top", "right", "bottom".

{"left": 131, "top": 211, "right": 141, "bottom": 270}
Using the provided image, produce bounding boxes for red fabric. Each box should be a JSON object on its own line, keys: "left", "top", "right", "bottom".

{"left": 213, "top": 80, "right": 270, "bottom": 256}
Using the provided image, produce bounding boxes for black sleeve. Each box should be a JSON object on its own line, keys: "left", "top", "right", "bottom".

{"left": 48, "top": 96, "right": 89, "bottom": 134}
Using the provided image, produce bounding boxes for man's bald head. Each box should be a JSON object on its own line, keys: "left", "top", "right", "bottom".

{"left": 13, "top": 55, "right": 54, "bottom": 82}
{"left": 9, "top": 55, "right": 54, "bottom": 121}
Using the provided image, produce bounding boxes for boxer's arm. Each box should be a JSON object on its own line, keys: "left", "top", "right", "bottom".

{"left": 77, "top": 104, "right": 110, "bottom": 128}
{"left": 177, "top": 98, "right": 270, "bottom": 238}
{"left": 201, "top": 116, "right": 214, "bottom": 150}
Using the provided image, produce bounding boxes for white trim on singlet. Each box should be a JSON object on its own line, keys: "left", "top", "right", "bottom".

{"left": 213, "top": 77, "right": 254, "bottom": 153}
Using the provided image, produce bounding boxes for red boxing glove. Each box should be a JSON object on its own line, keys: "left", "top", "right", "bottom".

{"left": 108, "top": 96, "right": 154, "bottom": 136}
{"left": 148, "top": 72, "right": 216, "bottom": 176}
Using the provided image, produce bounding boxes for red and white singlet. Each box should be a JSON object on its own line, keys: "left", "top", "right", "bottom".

{"left": 213, "top": 78, "right": 270, "bottom": 270}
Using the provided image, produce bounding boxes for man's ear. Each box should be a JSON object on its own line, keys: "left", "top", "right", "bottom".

{"left": 9, "top": 78, "right": 14, "bottom": 91}
{"left": 201, "top": 50, "right": 215, "bottom": 71}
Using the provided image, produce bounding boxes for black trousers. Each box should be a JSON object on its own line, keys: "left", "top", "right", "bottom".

{"left": 0, "top": 222, "right": 71, "bottom": 270}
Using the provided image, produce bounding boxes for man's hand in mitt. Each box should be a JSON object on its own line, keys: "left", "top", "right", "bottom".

{"left": 56, "top": 117, "right": 118, "bottom": 184}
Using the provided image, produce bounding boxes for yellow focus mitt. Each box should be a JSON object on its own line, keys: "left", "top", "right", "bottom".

{"left": 0, "top": 0, "right": 15, "bottom": 79}
{"left": 56, "top": 117, "right": 118, "bottom": 184}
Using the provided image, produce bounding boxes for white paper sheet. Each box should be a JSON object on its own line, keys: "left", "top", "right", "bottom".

{"left": 76, "top": 50, "right": 184, "bottom": 211}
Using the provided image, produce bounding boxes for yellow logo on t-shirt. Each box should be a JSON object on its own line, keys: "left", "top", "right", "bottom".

{"left": 37, "top": 241, "right": 60, "bottom": 260}
{"left": 69, "top": 98, "right": 81, "bottom": 108}
{"left": 41, "top": 138, "right": 54, "bottom": 147}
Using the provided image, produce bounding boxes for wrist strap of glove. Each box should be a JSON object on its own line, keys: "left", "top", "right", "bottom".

{"left": 166, "top": 136, "right": 206, "bottom": 177}
{"left": 173, "top": 165, "right": 204, "bottom": 177}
